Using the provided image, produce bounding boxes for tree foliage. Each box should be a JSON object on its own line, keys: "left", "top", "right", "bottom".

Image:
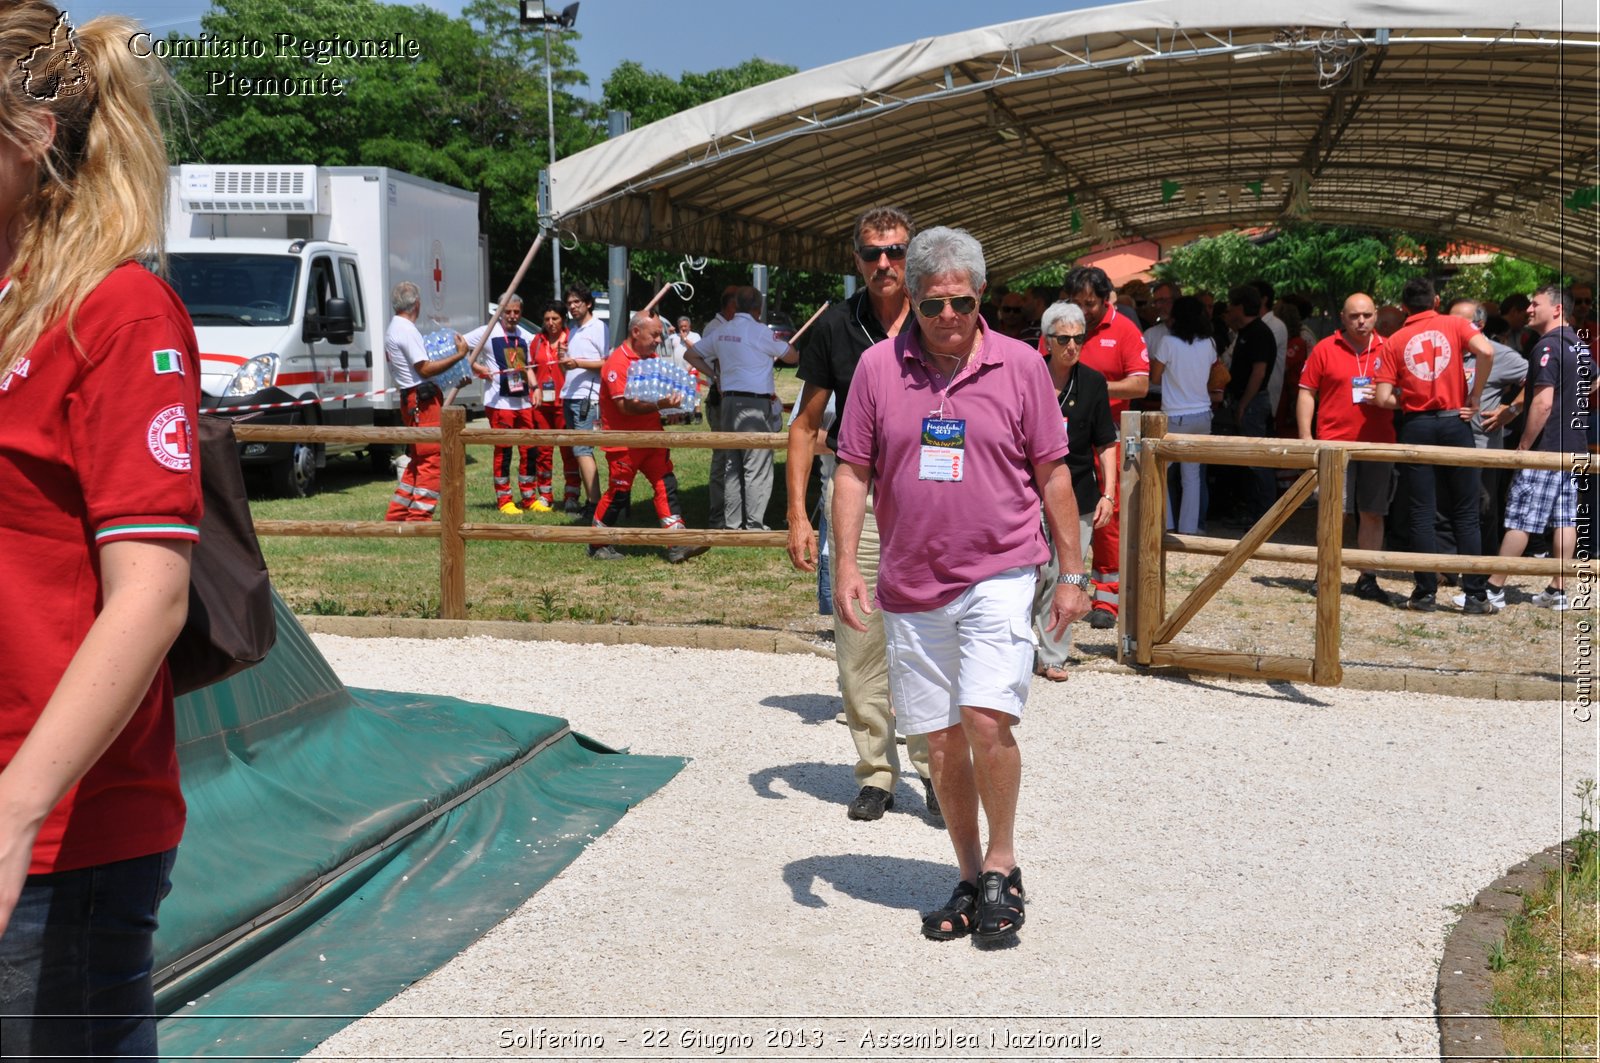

{"left": 1154, "top": 226, "right": 1433, "bottom": 310}
{"left": 597, "top": 56, "right": 843, "bottom": 329}
{"left": 162, "top": 0, "right": 601, "bottom": 294}
{"left": 1444, "top": 254, "right": 1566, "bottom": 307}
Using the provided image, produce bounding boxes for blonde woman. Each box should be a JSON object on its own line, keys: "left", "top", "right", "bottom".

{"left": 0, "top": 7, "right": 200, "bottom": 1055}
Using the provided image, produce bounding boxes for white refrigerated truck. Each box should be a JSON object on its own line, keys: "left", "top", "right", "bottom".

{"left": 165, "top": 164, "right": 489, "bottom": 495}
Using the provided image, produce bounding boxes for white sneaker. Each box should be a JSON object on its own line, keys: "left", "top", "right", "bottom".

{"left": 1531, "top": 588, "right": 1571, "bottom": 611}
{"left": 1451, "top": 587, "right": 1505, "bottom": 611}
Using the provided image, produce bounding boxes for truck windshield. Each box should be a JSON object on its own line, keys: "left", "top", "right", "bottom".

{"left": 167, "top": 253, "right": 300, "bottom": 327}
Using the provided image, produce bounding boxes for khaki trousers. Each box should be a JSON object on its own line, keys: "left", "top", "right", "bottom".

{"left": 825, "top": 476, "right": 930, "bottom": 789}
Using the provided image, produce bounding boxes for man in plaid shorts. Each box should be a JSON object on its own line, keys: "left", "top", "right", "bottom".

{"left": 1482, "top": 285, "right": 1595, "bottom": 611}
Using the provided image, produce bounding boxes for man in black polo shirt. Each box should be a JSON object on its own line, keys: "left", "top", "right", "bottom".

{"left": 1224, "top": 284, "right": 1278, "bottom": 521}
{"left": 1485, "top": 284, "right": 1596, "bottom": 610}
{"left": 786, "top": 205, "right": 934, "bottom": 823}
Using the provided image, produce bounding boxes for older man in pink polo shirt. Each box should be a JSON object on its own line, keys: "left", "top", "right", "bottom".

{"left": 832, "top": 226, "right": 1092, "bottom": 945}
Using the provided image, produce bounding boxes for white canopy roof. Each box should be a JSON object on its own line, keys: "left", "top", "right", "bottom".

{"left": 547, "top": 0, "right": 1598, "bottom": 276}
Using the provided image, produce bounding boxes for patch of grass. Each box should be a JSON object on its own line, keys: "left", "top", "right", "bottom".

{"left": 1491, "top": 778, "right": 1600, "bottom": 1058}
{"left": 252, "top": 413, "right": 816, "bottom": 629}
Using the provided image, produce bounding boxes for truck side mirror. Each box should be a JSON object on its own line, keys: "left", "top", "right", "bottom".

{"left": 319, "top": 298, "right": 355, "bottom": 345}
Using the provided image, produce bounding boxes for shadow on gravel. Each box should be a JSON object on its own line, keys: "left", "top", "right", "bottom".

{"left": 783, "top": 854, "right": 953, "bottom": 911}
{"left": 760, "top": 692, "right": 842, "bottom": 726}
{"left": 750, "top": 763, "right": 940, "bottom": 822}
{"left": 1147, "top": 672, "right": 1333, "bottom": 706}
{"left": 750, "top": 760, "right": 856, "bottom": 803}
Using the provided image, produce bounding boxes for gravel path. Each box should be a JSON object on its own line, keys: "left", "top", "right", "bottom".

{"left": 304, "top": 634, "right": 1594, "bottom": 1062}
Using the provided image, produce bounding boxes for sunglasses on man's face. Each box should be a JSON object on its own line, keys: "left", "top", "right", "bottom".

{"left": 999, "top": 305, "right": 1025, "bottom": 315}
{"left": 857, "top": 243, "right": 908, "bottom": 261}
{"left": 1048, "top": 333, "right": 1087, "bottom": 346}
{"left": 916, "top": 295, "right": 979, "bottom": 318}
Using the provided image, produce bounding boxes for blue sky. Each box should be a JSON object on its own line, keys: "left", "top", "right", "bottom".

{"left": 72, "top": 1, "right": 1091, "bottom": 99}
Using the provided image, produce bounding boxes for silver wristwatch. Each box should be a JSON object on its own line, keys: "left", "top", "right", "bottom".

{"left": 1056, "top": 572, "right": 1092, "bottom": 589}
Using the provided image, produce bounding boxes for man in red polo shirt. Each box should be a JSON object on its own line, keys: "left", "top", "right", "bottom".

{"left": 1373, "top": 277, "right": 1497, "bottom": 612}
{"left": 1296, "top": 292, "right": 1395, "bottom": 604}
{"left": 1060, "top": 264, "right": 1148, "bottom": 628}
{"left": 590, "top": 311, "right": 709, "bottom": 565}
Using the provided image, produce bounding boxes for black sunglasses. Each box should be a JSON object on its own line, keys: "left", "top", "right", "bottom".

{"left": 856, "top": 243, "right": 908, "bottom": 261}
{"left": 1048, "top": 333, "right": 1087, "bottom": 345}
{"left": 999, "top": 305, "right": 1025, "bottom": 314}
{"left": 916, "top": 295, "right": 979, "bottom": 317}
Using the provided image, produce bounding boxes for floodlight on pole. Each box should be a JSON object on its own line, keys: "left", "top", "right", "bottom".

{"left": 519, "top": 2, "right": 579, "bottom": 297}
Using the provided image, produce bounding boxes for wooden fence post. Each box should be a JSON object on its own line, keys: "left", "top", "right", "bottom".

{"left": 438, "top": 405, "right": 467, "bottom": 620}
{"left": 1117, "top": 411, "right": 1141, "bottom": 665}
{"left": 1135, "top": 412, "right": 1168, "bottom": 666}
{"left": 1312, "top": 446, "right": 1348, "bottom": 686}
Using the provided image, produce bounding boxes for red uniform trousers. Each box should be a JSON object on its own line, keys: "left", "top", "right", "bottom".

{"left": 487, "top": 406, "right": 536, "bottom": 507}
{"left": 531, "top": 400, "right": 573, "bottom": 505}
{"left": 592, "top": 447, "right": 683, "bottom": 528}
{"left": 1091, "top": 439, "right": 1123, "bottom": 616}
{"left": 386, "top": 386, "right": 442, "bottom": 522}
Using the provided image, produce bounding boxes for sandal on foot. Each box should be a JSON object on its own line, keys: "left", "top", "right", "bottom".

{"left": 974, "top": 868, "right": 1025, "bottom": 940}
{"left": 921, "top": 880, "right": 979, "bottom": 941}
{"left": 1037, "top": 665, "right": 1069, "bottom": 682}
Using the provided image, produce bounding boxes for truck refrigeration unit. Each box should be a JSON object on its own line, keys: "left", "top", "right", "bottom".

{"left": 165, "top": 164, "right": 489, "bottom": 496}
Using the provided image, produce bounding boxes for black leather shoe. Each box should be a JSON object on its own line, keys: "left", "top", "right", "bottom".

{"left": 1401, "top": 591, "right": 1437, "bottom": 612}
{"left": 847, "top": 785, "right": 894, "bottom": 821}
{"left": 665, "top": 544, "right": 710, "bottom": 564}
{"left": 1087, "top": 607, "right": 1116, "bottom": 629}
{"left": 1352, "top": 576, "right": 1391, "bottom": 604}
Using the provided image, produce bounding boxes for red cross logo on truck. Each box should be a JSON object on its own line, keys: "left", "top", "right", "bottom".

{"left": 429, "top": 239, "right": 446, "bottom": 312}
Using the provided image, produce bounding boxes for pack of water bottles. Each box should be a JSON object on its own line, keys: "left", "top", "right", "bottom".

{"left": 422, "top": 328, "right": 476, "bottom": 392}
{"left": 624, "top": 358, "right": 699, "bottom": 415}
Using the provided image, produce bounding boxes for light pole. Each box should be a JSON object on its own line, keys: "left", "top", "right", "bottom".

{"left": 519, "top": 2, "right": 579, "bottom": 299}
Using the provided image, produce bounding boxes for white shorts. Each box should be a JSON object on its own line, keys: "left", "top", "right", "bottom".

{"left": 882, "top": 567, "right": 1039, "bottom": 736}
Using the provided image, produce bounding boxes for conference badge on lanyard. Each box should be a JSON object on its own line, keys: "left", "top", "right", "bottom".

{"left": 919, "top": 417, "right": 966, "bottom": 482}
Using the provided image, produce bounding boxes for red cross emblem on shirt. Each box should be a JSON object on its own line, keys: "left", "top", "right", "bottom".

{"left": 163, "top": 420, "right": 189, "bottom": 459}
{"left": 1402, "top": 329, "right": 1452, "bottom": 382}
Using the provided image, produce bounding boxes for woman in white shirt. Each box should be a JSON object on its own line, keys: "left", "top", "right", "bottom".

{"left": 1149, "top": 296, "right": 1218, "bottom": 534}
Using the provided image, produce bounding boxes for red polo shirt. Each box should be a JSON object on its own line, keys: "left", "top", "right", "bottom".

{"left": 1076, "top": 305, "right": 1148, "bottom": 420}
{"left": 598, "top": 344, "right": 663, "bottom": 449}
{"left": 1298, "top": 331, "right": 1395, "bottom": 443}
{"left": 0, "top": 263, "right": 202, "bottom": 873}
{"left": 1374, "top": 310, "right": 1477, "bottom": 412}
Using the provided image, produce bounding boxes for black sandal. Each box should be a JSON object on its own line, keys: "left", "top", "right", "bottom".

{"left": 974, "top": 868, "right": 1025, "bottom": 940}
{"left": 921, "top": 880, "right": 979, "bottom": 941}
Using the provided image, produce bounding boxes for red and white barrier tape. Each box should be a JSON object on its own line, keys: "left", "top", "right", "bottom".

{"left": 210, "top": 386, "right": 401, "bottom": 413}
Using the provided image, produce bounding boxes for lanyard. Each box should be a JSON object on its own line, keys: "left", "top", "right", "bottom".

{"left": 1352, "top": 333, "right": 1377, "bottom": 378}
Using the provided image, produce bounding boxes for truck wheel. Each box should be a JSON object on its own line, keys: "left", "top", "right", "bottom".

{"left": 368, "top": 444, "right": 394, "bottom": 476}
{"left": 271, "top": 437, "right": 321, "bottom": 498}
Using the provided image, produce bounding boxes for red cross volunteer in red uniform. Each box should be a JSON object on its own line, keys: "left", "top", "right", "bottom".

{"left": 588, "top": 311, "right": 710, "bottom": 565}
{"left": 0, "top": 6, "right": 205, "bottom": 1056}
{"left": 1373, "top": 277, "right": 1497, "bottom": 612}
{"left": 1057, "top": 265, "right": 1147, "bottom": 629}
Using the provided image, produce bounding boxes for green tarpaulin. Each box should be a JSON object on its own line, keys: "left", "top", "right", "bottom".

{"left": 153, "top": 595, "right": 684, "bottom": 1058}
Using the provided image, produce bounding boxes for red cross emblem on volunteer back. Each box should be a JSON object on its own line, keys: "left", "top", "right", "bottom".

{"left": 1403, "top": 329, "right": 1453, "bottom": 382}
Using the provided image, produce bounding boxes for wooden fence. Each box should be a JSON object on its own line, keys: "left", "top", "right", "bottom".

{"left": 236, "top": 407, "right": 785, "bottom": 620}
{"left": 1117, "top": 411, "right": 1597, "bottom": 686}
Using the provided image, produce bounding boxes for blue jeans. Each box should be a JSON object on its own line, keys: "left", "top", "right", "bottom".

{"left": 0, "top": 848, "right": 176, "bottom": 1061}
{"left": 1239, "top": 394, "right": 1276, "bottom": 518}
{"left": 562, "top": 397, "right": 597, "bottom": 457}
